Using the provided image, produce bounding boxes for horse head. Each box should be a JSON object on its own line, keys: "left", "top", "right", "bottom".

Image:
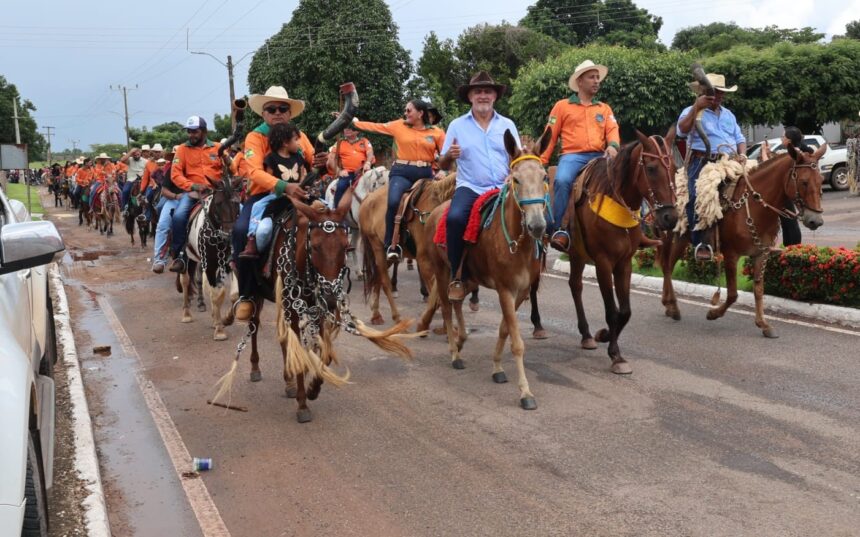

{"left": 786, "top": 143, "right": 825, "bottom": 230}
{"left": 205, "top": 176, "right": 241, "bottom": 235}
{"left": 504, "top": 127, "right": 552, "bottom": 241}
{"left": 635, "top": 127, "right": 678, "bottom": 231}
{"left": 293, "top": 191, "right": 352, "bottom": 310}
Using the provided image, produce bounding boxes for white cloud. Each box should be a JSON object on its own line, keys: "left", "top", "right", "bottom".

{"left": 826, "top": 0, "right": 860, "bottom": 36}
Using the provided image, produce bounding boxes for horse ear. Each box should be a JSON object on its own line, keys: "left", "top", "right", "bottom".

{"left": 664, "top": 124, "right": 676, "bottom": 150}
{"left": 812, "top": 143, "right": 828, "bottom": 160}
{"left": 786, "top": 143, "right": 798, "bottom": 160}
{"left": 504, "top": 129, "right": 520, "bottom": 160}
{"left": 535, "top": 127, "right": 552, "bottom": 157}
{"left": 635, "top": 129, "right": 650, "bottom": 147}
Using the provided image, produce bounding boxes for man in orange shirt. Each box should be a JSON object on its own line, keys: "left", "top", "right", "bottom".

{"left": 330, "top": 124, "right": 374, "bottom": 207}
{"left": 540, "top": 60, "right": 620, "bottom": 252}
{"left": 138, "top": 143, "right": 163, "bottom": 222}
{"left": 75, "top": 158, "right": 94, "bottom": 224}
{"left": 168, "top": 116, "right": 223, "bottom": 272}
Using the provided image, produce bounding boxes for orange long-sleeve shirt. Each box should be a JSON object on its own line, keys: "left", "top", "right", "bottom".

{"left": 116, "top": 161, "right": 129, "bottom": 175}
{"left": 239, "top": 123, "right": 314, "bottom": 196}
{"left": 140, "top": 160, "right": 159, "bottom": 191}
{"left": 171, "top": 140, "right": 223, "bottom": 192}
{"left": 229, "top": 151, "right": 244, "bottom": 177}
{"left": 335, "top": 136, "right": 373, "bottom": 173}
{"left": 540, "top": 95, "right": 620, "bottom": 165}
{"left": 353, "top": 119, "right": 444, "bottom": 163}
{"left": 93, "top": 161, "right": 116, "bottom": 180}
{"left": 76, "top": 167, "right": 94, "bottom": 188}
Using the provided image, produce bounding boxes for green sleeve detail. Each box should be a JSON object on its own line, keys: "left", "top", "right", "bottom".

{"left": 608, "top": 141, "right": 620, "bottom": 149}
{"left": 274, "top": 179, "right": 287, "bottom": 197}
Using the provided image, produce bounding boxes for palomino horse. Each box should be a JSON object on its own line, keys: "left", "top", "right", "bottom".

{"left": 562, "top": 130, "right": 679, "bottom": 374}
{"left": 659, "top": 144, "right": 825, "bottom": 337}
{"left": 178, "top": 178, "right": 241, "bottom": 340}
{"left": 420, "top": 129, "right": 551, "bottom": 410}
{"left": 92, "top": 177, "right": 121, "bottom": 235}
{"left": 359, "top": 173, "right": 457, "bottom": 326}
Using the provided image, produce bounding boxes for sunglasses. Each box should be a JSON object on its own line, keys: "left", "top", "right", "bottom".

{"left": 264, "top": 105, "right": 290, "bottom": 114}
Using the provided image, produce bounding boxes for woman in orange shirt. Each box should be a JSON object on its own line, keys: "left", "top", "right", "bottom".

{"left": 354, "top": 99, "right": 445, "bottom": 261}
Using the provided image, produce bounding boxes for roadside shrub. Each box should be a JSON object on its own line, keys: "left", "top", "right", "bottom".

{"left": 742, "top": 245, "right": 860, "bottom": 307}
{"left": 633, "top": 247, "right": 656, "bottom": 269}
{"left": 680, "top": 246, "right": 723, "bottom": 284}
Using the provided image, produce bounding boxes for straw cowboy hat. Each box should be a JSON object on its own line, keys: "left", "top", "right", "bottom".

{"left": 569, "top": 60, "right": 608, "bottom": 91}
{"left": 689, "top": 73, "right": 738, "bottom": 93}
{"left": 141, "top": 144, "right": 151, "bottom": 151}
{"left": 457, "top": 71, "right": 507, "bottom": 103}
{"left": 95, "top": 152, "right": 111, "bottom": 160}
{"left": 248, "top": 86, "right": 305, "bottom": 118}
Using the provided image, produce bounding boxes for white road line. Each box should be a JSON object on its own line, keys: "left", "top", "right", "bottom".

{"left": 96, "top": 295, "right": 231, "bottom": 537}
{"left": 542, "top": 271, "right": 860, "bottom": 337}
{"left": 49, "top": 265, "right": 112, "bottom": 537}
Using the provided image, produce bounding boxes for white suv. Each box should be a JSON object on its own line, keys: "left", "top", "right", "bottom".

{"left": 747, "top": 134, "right": 849, "bottom": 191}
{"left": 0, "top": 185, "right": 65, "bottom": 536}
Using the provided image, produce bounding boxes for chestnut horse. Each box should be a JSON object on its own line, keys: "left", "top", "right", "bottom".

{"left": 92, "top": 177, "right": 121, "bottom": 235}
{"left": 659, "top": 144, "right": 825, "bottom": 337}
{"left": 421, "top": 129, "right": 551, "bottom": 410}
{"left": 563, "top": 130, "right": 679, "bottom": 374}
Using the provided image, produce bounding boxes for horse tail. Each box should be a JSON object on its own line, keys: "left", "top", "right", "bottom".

{"left": 352, "top": 318, "right": 425, "bottom": 359}
{"left": 124, "top": 211, "right": 134, "bottom": 235}
{"left": 360, "top": 232, "right": 377, "bottom": 301}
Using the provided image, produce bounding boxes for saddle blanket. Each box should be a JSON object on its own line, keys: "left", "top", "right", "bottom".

{"left": 434, "top": 188, "right": 500, "bottom": 247}
{"left": 589, "top": 193, "right": 639, "bottom": 229}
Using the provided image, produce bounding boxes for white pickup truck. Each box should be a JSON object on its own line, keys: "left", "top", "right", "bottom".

{"left": 747, "top": 134, "right": 849, "bottom": 191}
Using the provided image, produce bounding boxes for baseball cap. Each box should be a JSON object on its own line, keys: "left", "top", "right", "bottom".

{"left": 185, "top": 115, "right": 208, "bottom": 130}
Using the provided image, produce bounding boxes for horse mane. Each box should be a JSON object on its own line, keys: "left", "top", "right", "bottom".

{"left": 424, "top": 172, "right": 456, "bottom": 200}
{"left": 752, "top": 152, "right": 791, "bottom": 176}
{"left": 588, "top": 141, "right": 640, "bottom": 196}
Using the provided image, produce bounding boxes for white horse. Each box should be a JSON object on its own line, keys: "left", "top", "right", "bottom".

{"left": 325, "top": 167, "right": 389, "bottom": 276}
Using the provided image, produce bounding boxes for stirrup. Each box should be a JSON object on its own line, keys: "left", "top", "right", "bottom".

{"left": 549, "top": 230, "right": 570, "bottom": 252}
{"left": 693, "top": 242, "right": 714, "bottom": 261}
{"left": 386, "top": 244, "right": 402, "bottom": 261}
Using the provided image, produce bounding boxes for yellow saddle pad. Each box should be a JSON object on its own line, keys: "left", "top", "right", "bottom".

{"left": 589, "top": 194, "right": 639, "bottom": 229}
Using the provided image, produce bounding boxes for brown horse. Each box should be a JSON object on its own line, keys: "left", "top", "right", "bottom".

{"left": 92, "top": 177, "right": 121, "bottom": 235}
{"left": 420, "top": 129, "right": 551, "bottom": 410}
{"left": 123, "top": 179, "right": 148, "bottom": 247}
{"left": 564, "top": 130, "right": 679, "bottom": 374}
{"left": 659, "top": 144, "right": 825, "bottom": 337}
{"left": 359, "top": 173, "right": 457, "bottom": 325}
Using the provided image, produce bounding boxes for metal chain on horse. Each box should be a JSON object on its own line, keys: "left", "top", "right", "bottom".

{"left": 198, "top": 198, "right": 232, "bottom": 282}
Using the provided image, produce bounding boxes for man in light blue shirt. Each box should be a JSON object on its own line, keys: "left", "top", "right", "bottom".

{"left": 439, "top": 71, "right": 521, "bottom": 302}
{"left": 677, "top": 73, "right": 746, "bottom": 260}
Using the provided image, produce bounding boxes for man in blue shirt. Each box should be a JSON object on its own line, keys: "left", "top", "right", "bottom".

{"left": 677, "top": 73, "right": 746, "bottom": 260}
{"left": 439, "top": 71, "right": 521, "bottom": 302}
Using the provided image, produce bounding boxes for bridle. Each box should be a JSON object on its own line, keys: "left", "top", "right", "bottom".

{"left": 637, "top": 135, "right": 676, "bottom": 212}
{"left": 501, "top": 154, "right": 551, "bottom": 254}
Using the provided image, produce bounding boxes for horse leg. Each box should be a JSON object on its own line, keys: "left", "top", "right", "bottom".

{"left": 209, "top": 278, "right": 228, "bottom": 341}
{"left": 569, "top": 257, "right": 596, "bottom": 350}
{"left": 491, "top": 316, "right": 510, "bottom": 384}
{"left": 750, "top": 254, "right": 777, "bottom": 338}
{"left": 499, "top": 288, "right": 536, "bottom": 410}
{"left": 378, "top": 258, "right": 402, "bottom": 323}
{"left": 436, "top": 273, "right": 464, "bottom": 369}
{"left": 469, "top": 289, "right": 480, "bottom": 312}
{"left": 368, "top": 242, "right": 387, "bottom": 325}
{"left": 608, "top": 262, "right": 634, "bottom": 375}
{"left": 180, "top": 269, "right": 193, "bottom": 323}
{"left": 391, "top": 261, "right": 399, "bottom": 298}
{"left": 707, "top": 251, "right": 740, "bottom": 322}
{"left": 593, "top": 261, "right": 623, "bottom": 371}
{"left": 529, "top": 282, "right": 546, "bottom": 339}
{"left": 662, "top": 235, "right": 686, "bottom": 320}
{"left": 250, "top": 301, "right": 263, "bottom": 382}
{"left": 196, "top": 264, "right": 206, "bottom": 312}
{"left": 453, "top": 296, "right": 467, "bottom": 352}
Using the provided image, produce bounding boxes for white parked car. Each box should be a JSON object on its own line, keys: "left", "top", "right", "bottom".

{"left": 0, "top": 185, "right": 65, "bottom": 536}
{"left": 746, "top": 134, "right": 849, "bottom": 191}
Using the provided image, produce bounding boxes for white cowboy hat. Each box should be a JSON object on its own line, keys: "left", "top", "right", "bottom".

{"left": 248, "top": 86, "right": 305, "bottom": 118}
{"left": 75, "top": 157, "right": 84, "bottom": 164}
{"left": 141, "top": 144, "right": 151, "bottom": 151}
{"left": 151, "top": 143, "right": 164, "bottom": 152}
{"left": 568, "top": 60, "right": 609, "bottom": 91}
{"left": 689, "top": 73, "right": 738, "bottom": 93}
{"left": 96, "top": 152, "right": 111, "bottom": 160}
{"left": 156, "top": 157, "right": 166, "bottom": 164}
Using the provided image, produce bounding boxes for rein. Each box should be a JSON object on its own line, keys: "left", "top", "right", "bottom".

{"left": 500, "top": 154, "right": 551, "bottom": 255}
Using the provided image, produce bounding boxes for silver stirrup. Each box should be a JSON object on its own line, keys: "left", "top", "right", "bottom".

{"left": 693, "top": 242, "right": 714, "bottom": 261}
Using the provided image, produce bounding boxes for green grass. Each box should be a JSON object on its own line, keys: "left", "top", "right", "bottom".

{"left": 3, "top": 183, "right": 45, "bottom": 215}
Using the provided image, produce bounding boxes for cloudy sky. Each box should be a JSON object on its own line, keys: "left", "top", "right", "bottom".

{"left": 1, "top": 0, "right": 856, "bottom": 152}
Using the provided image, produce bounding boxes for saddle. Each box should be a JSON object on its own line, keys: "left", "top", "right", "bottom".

{"left": 390, "top": 179, "right": 430, "bottom": 255}
{"left": 433, "top": 188, "right": 501, "bottom": 248}
{"left": 260, "top": 197, "right": 296, "bottom": 280}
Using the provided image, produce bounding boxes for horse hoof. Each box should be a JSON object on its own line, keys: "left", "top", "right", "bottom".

{"left": 611, "top": 361, "right": 633, "bottom": 375}
{"left": 595, "top": 329, "right": 610, "bottom": 343}
{"left": 469, "top": 301, "right": 479, "bottom": 312}
{"left": 452, "top": 358, "right": 465, "bottom": 370}
{"left": 581, "top": 338, "right": 598, "bottom": 350}
{"left": 198, "top": 304, "right": 207, "bottom": 312}
{"left": 416, "top": 323, "right": 429, "bottom": 337}
{"left": 492, "top": 371, "right": 508, "bottom": 384}
{"left": 706, "top": 310, "right": 719, "bottom": 321}
{"left": 213, "top": 332, "right": 227, "bottom": 341}
{"left": 285, "top": 386, "right": 297, "bottom": 398}
{"left": 433, "top": 326, "right": 447, "bottom": 336}
{"left": 296, "top": 409, "right": 312, "bottom": 423}
{"left": 250, "top": 370, "right": 262, "bottom": 382}
{"left": 370, "top": 314, "right": 385, "bottom": 326}
{"left": 520, "top": 397, "right": 537, "bottom": 410}
{"left": 762, "top": 328, "right": 779, "bottom": 339}
{"left": 392, "top": 291, "right": 399, "bottom": 298}
{"left": 532, "top": 329, "right": 548, "bottom": 340}
{"left": 181, "top": 316, "right": 192, "bottom": 324}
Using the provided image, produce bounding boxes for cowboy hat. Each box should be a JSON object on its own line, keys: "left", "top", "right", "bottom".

{"left": 156, "top": 157, "right": 166, "bottom": 164}
{"left": 248, "top": 86, "right": 305, "bottom": 118}
{"left": 95, "top": 152, "right": 111, "bottom": 160}
{"left": 141, "top": 144, "right": 151, "bottom": 151}
{"left": 569, "top": 60, "right": 608, "bottom": 91}
{"left": 457, "top": 71, "right": 507, "bottom": 104}
{"left": 150, "top": 143, "right": 164, "bottom": 152}
{"left": 75, "top": 157, "right": 84, "bottom": 164}
{"left": 689, "top": 73, "right": 738, "bottom": 93}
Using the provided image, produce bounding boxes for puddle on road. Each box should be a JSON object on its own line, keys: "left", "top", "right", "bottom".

{"left": 72, "top": 290, "right": 203, "bottom": 537}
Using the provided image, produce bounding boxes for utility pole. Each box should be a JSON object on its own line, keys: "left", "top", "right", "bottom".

{"left": 69, "top": 139, "right": 79, "bottom": 154}
{"left": 42, "top": 126, "right": 55, "bottom": 164}
{"left": 110, "top": 84, "right": 137, "bottom": 150}
{"left": 12, "top": 98, "right": 22, "bottom": 143}
{"left": 188, "top": 37, "right": 253, "bottom": 131}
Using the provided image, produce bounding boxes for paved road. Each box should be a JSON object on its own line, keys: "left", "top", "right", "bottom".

{"left": 47, "top": 194, "right": 860, "bottom": 537}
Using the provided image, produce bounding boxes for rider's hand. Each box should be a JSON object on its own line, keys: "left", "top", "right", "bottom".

{"left": 446, "top": 138, "right": 461, "bottom": 160}
{"left": 284, "top": 183, "right": 308, "bottom": 199}
{"left": 434, "top": 170, "right": 446, "bottom": 180}
{"left": 190, "top": 183, "right": 201, "bottom": 192}
{"left": 312, "top": 151, "right": 329, "bottom": 168}
{"left": 338, "top": 169, "right": 350, "bottom": 177}
{"left": 694, "top": 94, "right": 714, "bottom": 111}
{"left": 604, "top": 146, "right": 618, "bottom": 159}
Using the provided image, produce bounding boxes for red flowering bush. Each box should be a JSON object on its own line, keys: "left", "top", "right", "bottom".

{"left": 742, "top": 245, "right": 860, "bottom": 307}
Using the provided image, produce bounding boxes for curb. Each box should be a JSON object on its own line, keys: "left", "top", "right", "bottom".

{"left": 49, "top": 265, "right": 112, "bottom": 537}
{"left": 551, "top": 258, "right": 860, "bottom": 329}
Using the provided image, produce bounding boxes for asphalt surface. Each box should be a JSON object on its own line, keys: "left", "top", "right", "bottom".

{"left": 47, "top": 190, "right": 860, "bottom": 537}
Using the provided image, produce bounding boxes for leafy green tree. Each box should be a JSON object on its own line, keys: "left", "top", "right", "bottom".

{"left": 0, "top": 75, "right": 46, "bottom": 161}
{"left": 247, "top": 0, "right": 411, "bottom": 139}
{"left": 671, "top": 22, "right": 823, "bottom": 55}
{"left": 88, "top": 144, "right": 128, "bottom": 159}
{"left": 212, "top": 113, "right": 234, "bottom": 141}
{"left": 128, "top": 121, "right": 199, "bottom": 150}
{"left": 509, "top": 45, "right": 693, "bottom": 145}
{"left": 846, "top": 20, "right": 860, "bottom": 40}
{"left": 520, "top": 0, "right": 662, "bottom": 49}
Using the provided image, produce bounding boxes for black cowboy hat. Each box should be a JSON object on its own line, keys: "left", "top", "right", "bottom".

{"left": 457, "top": 71, "right": 507, "bottom": 104}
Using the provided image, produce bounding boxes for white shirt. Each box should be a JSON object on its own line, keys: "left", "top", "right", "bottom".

{"left": 126, "top": 156, "right": 148, "bottom": 181}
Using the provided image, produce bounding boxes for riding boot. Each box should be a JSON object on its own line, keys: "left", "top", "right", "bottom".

{"left": 168, "top": 251, "right": 187, "bottom": 273}
{"left": 239, "top": 236, "right": 260, "bottom": 259}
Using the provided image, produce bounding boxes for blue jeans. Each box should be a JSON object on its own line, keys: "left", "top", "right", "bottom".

{"left": 446, "top": 187, "right": 480, "bottom": 280}
{"left": 333, "top": 173, "right": 355, "bottom": 208}
{"left": 385, "top": 164, "right": 432, "bottom": 249}
{"left": 233, "top": 192, "right": 270, "bottom": 298}
{"left": 170, "top": 193, "right": 196, "bottom": 257}
{"left": 249, "top": 193, "right": 276, "bottom": 236}
{"left": 121, "top": 180, "right": 135, "bottom": 210}
{"left": 154, "top": 198, "right": 178, "bottom": 265}
{"left": 685, "top": 156, "right": 707, "bottom": 246}
{"left": 550, "top": 152, "right": 603, "bottom": 234}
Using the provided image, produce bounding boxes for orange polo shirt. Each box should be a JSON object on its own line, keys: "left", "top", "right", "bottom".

{"left": 540, "top": 95, "right": 620, "bottom": 165}
{"left": 353, "top": 119, "right": 443, "bottom": 163}
{"left": 76, "top": 167, "right": 93, "bottom": 187}
{"left": 171, "top": 140, "right": 223, "bottom": 192}
{"left": 140, "top": 160, "right": 159, "bottom": 191}
{"left": 335, "top": 136, "right": 373, "bottom": 173}
{"left": 65, "top": 166, "right": 75, "bottom": 178}
{"left": 93, "top": 161, "right": 116, "bottom": 180}
{"left": 239, "top": 123, "right": 314, "bottom": 196}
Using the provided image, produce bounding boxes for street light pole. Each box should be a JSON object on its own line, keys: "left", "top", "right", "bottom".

{"left": 189, "top": 47, "right": 253, "bottom": 131}
{"left": 110, "top": 84, "right": 138, "bottom": 151}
